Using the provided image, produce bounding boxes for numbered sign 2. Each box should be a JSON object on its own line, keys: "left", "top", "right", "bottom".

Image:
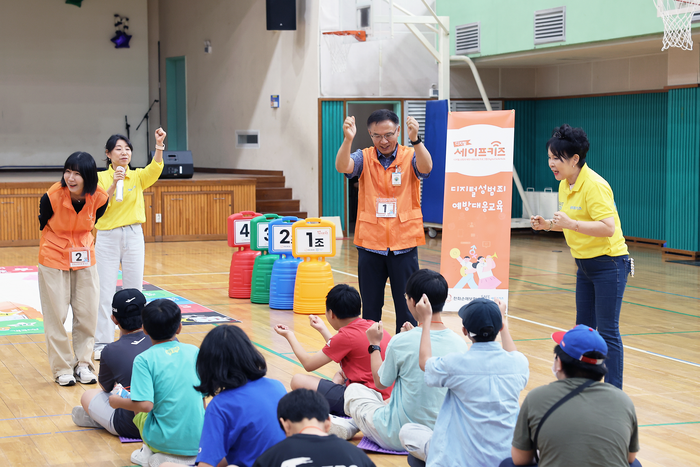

{"left": 292, "top": 218, "right": 336, "bottom": 258}
{"left": 250, "top": 213, "right": 281, "bottom": 252}
{"left": 269, "top": 216, "right": 299, "bottom": 255}
{"left": 227, "top": 211, "right": 262, "bottom": 247}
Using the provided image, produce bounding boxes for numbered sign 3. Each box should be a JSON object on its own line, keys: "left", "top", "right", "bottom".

{"left": 228, "top": 211, "right": 262, "bottom": 248}
{"left": 250, "top": 213, "right": 281, "bottom": 252}
{"left": 292, "top": 218, "right": 336, "bottom": 258}
{"left": 269, "top": 216, "right": 299, "bottom": 255}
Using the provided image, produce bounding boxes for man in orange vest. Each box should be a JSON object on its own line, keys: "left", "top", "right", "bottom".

{"left": 336, "top": 109, "right": 433, "bottom": 334}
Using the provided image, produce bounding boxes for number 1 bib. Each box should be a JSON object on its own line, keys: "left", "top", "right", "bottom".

{"left": 376, "top": 198, "right": 397, "bottom": 218}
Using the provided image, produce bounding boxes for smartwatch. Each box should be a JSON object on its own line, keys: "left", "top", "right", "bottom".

{"left": 368, "top": 344, "right": 381, "bottom": 354}
{"left": 410, "top": 135, "right": 422, "bottom": 146}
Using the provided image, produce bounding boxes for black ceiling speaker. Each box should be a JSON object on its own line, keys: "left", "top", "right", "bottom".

{"left": 266, "top": 0, "right": 296, "bottom": 31}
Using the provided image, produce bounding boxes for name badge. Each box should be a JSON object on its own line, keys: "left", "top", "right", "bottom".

{"left": 392, "top": 171, "right": 402, "bottom": 186}
{"left": 376, "top": 198, "right": 397, "bottom": 218}
{"left": 69, "top": 247, "right": 90, "bottom": 268}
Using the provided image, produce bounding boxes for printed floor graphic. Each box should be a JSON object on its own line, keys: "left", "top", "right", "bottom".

{"left": 0, "top": 266, "right": 238, "bottom": 337}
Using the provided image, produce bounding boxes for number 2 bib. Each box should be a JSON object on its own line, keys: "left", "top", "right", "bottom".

{"left": 69, "top": 247, "right": 91, "bottom": 269}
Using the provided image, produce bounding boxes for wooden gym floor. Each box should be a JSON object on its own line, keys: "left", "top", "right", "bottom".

{"left": 0, "top": 233, "right": 698, "bottom": 466}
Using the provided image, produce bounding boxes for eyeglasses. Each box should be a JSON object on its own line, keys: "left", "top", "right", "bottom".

{"left": 370, "top": 130, "right": 398, "bottom": 142}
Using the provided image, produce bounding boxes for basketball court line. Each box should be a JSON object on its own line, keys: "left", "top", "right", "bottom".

{"left": 508, "top": 315, "right": 700, "bottom": 368}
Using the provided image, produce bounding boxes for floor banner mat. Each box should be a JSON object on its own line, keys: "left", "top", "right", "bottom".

{"left": 0, "top": 266, "right": 238, "bottom": 336}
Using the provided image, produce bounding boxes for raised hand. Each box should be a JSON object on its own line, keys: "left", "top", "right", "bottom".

{"left": 366, "top": 321, "right": 385, "bottom": 345}
{"left": 406, "top": 116, "right": 420, "bottom": 141}
{"left": 273, "top": 324, "right": 293, "bottom": 339}
{"left": 343, "top": 116, "right": 357, "bottom": 141}
{"left": 414, "top": 294, "right": 433, "bottom": 324}
{"left": 155, "top": 127, "right": 166, "bottom": 145}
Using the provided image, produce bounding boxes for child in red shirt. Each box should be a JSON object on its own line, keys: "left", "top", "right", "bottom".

{"left": 274, "top": 284, "right": 392, "bottom": 416}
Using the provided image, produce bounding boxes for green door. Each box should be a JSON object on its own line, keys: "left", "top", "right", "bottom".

{"left": 165, "top": 56, "right": 187, "bottom": 150}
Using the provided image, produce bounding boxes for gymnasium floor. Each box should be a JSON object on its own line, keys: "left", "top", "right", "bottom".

{"left": 0, "top": 233, "right": 698, "bottom": 466}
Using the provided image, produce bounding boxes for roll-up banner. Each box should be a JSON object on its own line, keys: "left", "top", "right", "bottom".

{"left": 439, "top": 110, "right": 515, "bottom": 311}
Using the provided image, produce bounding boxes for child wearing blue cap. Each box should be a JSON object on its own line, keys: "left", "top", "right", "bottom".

{"left": 502, "top": 325, "right": 641, "bottom": 467}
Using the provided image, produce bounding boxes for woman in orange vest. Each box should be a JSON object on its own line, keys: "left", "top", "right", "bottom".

{"left": 38, "top": 152, "right": 109, "bottom": 386}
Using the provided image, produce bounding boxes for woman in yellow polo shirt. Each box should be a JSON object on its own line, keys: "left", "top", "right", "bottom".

{"left": 530, "top": 124, "right": 630, "bottom": 389}
{"left": 93, "top": 128, "right": 166, "bottom": 358}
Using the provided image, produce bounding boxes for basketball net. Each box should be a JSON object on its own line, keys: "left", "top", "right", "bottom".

{"left": 322, "top": 30, "right": 367, "bottom": 73}
{"left": 655, "top": 0, "right": 700, "bottom": 50}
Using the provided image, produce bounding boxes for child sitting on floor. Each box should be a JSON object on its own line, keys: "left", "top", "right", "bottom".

{"left": 274, "top": 284, "right": 392, "bottom": 417}
{"left": 108, "top": 298, "right": 204, "bottom": 467}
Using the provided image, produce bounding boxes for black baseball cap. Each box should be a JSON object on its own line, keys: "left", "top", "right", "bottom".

{"left": 458, "top": 298, "right": 502, "bottom": 339}
{"left": 112, "top": 289, "right": 147, "bottom": 318}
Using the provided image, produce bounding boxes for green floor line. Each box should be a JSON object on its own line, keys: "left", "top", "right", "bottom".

{"left": 639, "top": 421, "right": 700, "bottom": 428}
{"left": 252, "top": 341, "right": 330, "bottom": 379}
{"left": 510, "top": 278, "right": 700, "bottom": 319}
{"left": 621, "top": 330, "right": 700, "bottom": 337}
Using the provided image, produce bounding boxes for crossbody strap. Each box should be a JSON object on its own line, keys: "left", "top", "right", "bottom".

{"left": 533, "top": 379, "right": 595, "bottom": 462}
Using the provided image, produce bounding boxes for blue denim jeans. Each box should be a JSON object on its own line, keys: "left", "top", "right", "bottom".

{"left": 574, "top": 255, "right": 629, "bottom": 389}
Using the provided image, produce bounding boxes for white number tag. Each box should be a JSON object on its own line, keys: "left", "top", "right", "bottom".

{"left": 69, "top": 247, "right": 90, "bottom": 268}
{"left": 271, "top": 225, "right": 293, "bottom": 252}
{"left": 256, "top": 222, "right": 270, "bottom": 249}
{"left": 294, "top": 227, "right": 332, "bottom": 255}
{"left": 376, "top": 198, "right": 397, "bottom": 218}
{"left": 233, "top": 220, "right": 252, "bottom": 245}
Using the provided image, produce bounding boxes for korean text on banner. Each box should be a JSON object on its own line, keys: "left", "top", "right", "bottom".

{"left": 439, "top": 110, "right": 515, "bottom": 312}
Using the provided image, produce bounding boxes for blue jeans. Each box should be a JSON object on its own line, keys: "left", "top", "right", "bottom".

{"left": 574, "top": 255, "right": 629, "bottom": 389}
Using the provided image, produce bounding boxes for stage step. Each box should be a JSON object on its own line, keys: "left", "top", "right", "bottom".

{"left": 255, "top": 176, "right": 286, "bottom": 188}
{"left": 257, "top": 199, "right": 300, "bottom": 213}
{"left": 275, "top": 211, "right": 308, "bottom": 219}
{"left": 256, "top": 187, "right": 292, "bottom": 200}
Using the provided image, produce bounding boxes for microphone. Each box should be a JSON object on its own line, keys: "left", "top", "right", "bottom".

{"left": 115, "top": 166, "right": 125, "bottom": 202}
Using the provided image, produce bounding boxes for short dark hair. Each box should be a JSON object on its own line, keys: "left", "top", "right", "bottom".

{"left": 114, "top": 313, "right": 142, "bottom": 332}
{"left": 546, "top": 124, "right": 590, "bottom": 168}
{"left": 405, "top": 269, "right": 448, "bottom": 312}
{"left": 555, "top": 345, "right": 607, "bottom": 381}
{"left": 141, "top": 299, "right": 181, "bottom": 341}
{"left": 61, "top": 152, "right": 98, "bottom": 195}
{"left": 194, "top": 325, "right": 267, "bottom": 397}
{"left": 325, "top": 284, "right": 361, "bottom": 319}
{"left": 367, "top": 109, "right": 399, "bottom": 127}
{"left": 277, "top": 389, "right": 330, "bottom": 423}
{"left": 104, "top": 134, "right": 133, "bottom": 167}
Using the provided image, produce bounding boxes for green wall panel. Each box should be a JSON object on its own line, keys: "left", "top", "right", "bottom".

{"left": 439, "top": 0, "right": 671, "bottom": 58}
{"left": 321, "top": 101, "right": 345, "bottom": 230}
{"left": 666, "top": 88, "right": 700, "bottom": 251}
{"left": 506, "top": 92, "right": 668, "bottom": 241}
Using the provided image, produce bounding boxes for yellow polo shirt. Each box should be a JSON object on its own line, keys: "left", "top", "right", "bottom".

{"left": 95, "top": 159, "right": 163, "bottom": 231}
{"left": 559, "top": 164, "right": 628, "bottom": 259}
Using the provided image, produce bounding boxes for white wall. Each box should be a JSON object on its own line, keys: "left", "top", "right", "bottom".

{"left": 157, "top": 0, "right": 320, "bottom": 216}
{"left": 0, "top": 0, "right": 149, "bottom": 167}
{"left": 319, "top": 0, "right": 439, "bottom": 97}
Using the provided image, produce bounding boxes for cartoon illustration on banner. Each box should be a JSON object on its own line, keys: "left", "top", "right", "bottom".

{"left": 440, "top": 111, "right": 515, "bottom": 312}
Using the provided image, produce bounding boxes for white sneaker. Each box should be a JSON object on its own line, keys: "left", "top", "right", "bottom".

{"left": 71, "top": 406, "right": 102, "bottom": 428}
{"left": 56, "top": 374, "right": 76, "bottom": 386}
{"left": 131, "top": 444, "right": 154, "bottom": 466}
{"left": 329, "top": 415, "right": 360, "bottom": 440}
{"left": 148, "top": 453, "right": 197, "bottom": 467}
{"left": 74, "top": 364, "right": 97, "bottom": 384}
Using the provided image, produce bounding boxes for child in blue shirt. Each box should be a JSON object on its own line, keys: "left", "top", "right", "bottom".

{"left": 109, "top": 298, "right": 205, "bottom": 467}
{"left": 194, "top": 325, "right": 286, "bottom": 467}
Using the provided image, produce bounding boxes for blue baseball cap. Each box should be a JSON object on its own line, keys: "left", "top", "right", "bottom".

{"left": 552, "top": 325, "right": 608, "bottom": 365}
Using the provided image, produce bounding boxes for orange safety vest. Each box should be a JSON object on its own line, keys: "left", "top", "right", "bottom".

{"left": 38, "top": 183, "right": 109, "bottom": 270}
{"left": 355, "top": 145, "right": 425, "bottom": 251}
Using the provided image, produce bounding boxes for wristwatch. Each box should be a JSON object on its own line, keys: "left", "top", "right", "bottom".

{"left": 410, "top": 135, "right": 422, "bottom": 146}
{"left": 368, "top": 344, "right": 381, "bottom": 354}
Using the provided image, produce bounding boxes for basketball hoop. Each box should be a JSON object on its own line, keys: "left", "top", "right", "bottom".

{"left": 654, "top": 0, "right": 700, "bottom": 50}
{"left": 322, "top": 30, "right": 367, "bottom": 73}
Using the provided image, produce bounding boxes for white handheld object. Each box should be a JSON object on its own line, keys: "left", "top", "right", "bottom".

{"left": 115, "top": 167, "right": 125, "bottom": 202}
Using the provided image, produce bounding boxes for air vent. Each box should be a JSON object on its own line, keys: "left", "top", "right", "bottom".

{"left": 450, "top": 100, "right": 503, "bottom": 112}
{"left": 405, "top": 101, "right": 426, "bottom": 147}
{"left": 534, "top": 7, "right": 566, "bottom": 45}
{"left": 455, "top": 22, "right": 480, "bottom": 54}
{"left": 236, "top": 131, "right": 259, "bottom": 148}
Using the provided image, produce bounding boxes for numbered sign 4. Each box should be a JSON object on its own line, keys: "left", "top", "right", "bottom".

{"left": 292, "top": 218, "right": 336, "bottom": 258}
{"left": 228, "top": 211, "right": 262, "bottom": 248}
{"left": 250, "top": 213, "right": 282, "bottom": 252}
{"left": 269, "top": 216, "right": 299, "bottom": 255}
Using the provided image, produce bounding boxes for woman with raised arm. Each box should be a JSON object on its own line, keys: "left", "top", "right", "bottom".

{"left": 93, "top": 128, "right": 165, "bottom": 359}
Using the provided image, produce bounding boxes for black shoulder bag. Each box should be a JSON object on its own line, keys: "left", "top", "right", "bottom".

{"left": 532, "top": 379, "right": 595, "bottom": 463}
